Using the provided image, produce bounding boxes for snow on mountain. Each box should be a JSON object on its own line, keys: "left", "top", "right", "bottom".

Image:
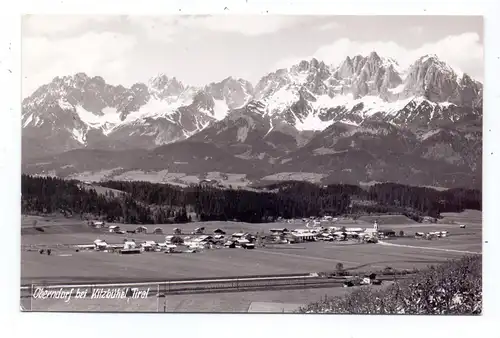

{"left": 21, "top": 73, "right": 243, "bottom": 158}
{"left": 250, "top": 53, "right": 481, "bottom": 132}
{"left": 22, "top": 52, "right": 482, "bottom": 162}
{"left": 204, "top": 76, "right": 254, "bottom": 111}
{"left": 419, "top": 128, "right": 443, "bottom": 141}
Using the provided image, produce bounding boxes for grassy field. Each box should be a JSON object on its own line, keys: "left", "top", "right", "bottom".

{"left": 26, "top": 283, "right": 391, "bottom": 313}
{"left": 68, "top": 169, "right": 254, "bottom": 187}
{"left": 357, "top": 214, "right": 418, "bottom": 224}
{"left": 21, "top": 212, "right": 481, "bottom": 280}
{"left": 21, "top": 210, "right": 481, "bottom": 311}
{"left": 261, "top": 172, "right": 327, "bottom": 183}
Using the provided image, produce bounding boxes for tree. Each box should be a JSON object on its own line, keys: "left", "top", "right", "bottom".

{"left": 399, "top": 230, "right": 405, "bottom": 237}
{"left": 336, "top": 263, "right": 344, "bottom": 272}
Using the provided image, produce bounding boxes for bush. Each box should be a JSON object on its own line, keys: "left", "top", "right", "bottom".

{"left": 297, "top": 255, "right": 482, "bottom": 314}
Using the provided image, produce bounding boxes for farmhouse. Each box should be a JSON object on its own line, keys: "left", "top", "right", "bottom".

{"left": 91, "top": 221, "right": 105, "bottom": 228}
{"left": 93, "top": 239, "right": 108, "bottom": 250}
{"left": 361, "top": 273, "right": 378, "bottom": 285}
{"left": 197, "top": 235, "right": 214, "bottom": 243}
{"left": 224, "top": 240, "right": 236, "bottom": 248}
{"left": 235, "top": 238, "right": 255, "bottom": 249}
{"left": 292, "top": 232, "right": 316, "bottom": 242}
{"left": 192, "top": 227, "right": 205, "bottom": 235}
{"left": 121, "top": 239, "right": 141, "bottom": 254}
{"left": 214, "top": 234, "right": 225, "bottom": 241}
{"left": 123, "top": 239, "right": 137, "bottom": 250}
{"left": 308, "top": 220, "right": 321, "bottom": 227}
{"left": 109, "top": 225, "right": 121, "bottom": 233}
{"left": 293, "top": 229, "right": 310, "bottom": 234}
{"left": 135, "top": 226, "right": 148, "bottom": 234}
{"left": 319, "top": 233, "right": 334, "bottom": 241}
{"left": 236, "top": 238, "right": 249, "bottom": 245}
{"left": 346, "top": 227, "right": 364, "bottom": 233}
{"left": 228, "top": 232, "right": 254, "bottom": 242}
{"left": 141, "top": 241, "right": 157, "bottom": 251}
{"left": 153, "top": 227, "right": 164, "bottom": 235}
{"left": 363, "top": 228, "right": 378, "bottom": 236}
{"left": 379, "top": 229, "right": 396, "bottom": 237}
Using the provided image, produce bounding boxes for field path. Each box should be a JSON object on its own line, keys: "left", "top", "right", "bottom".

{"left": 377, "top": 241, "right": 481, "bottom": 255}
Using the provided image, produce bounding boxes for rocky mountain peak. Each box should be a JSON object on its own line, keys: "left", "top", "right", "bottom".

{"left": 368, "top": 51, "right": 381, "bottom": 61}
{"left": 22, "top": 52, "right": 483, "bottom": 169}
{"left": 330, "top": 53, "right": 403, "bottom": 99}
{"left": 402, "top": 54, "right": 482, "bottom": 106}
{"left": 148, "top": 74, "right": 185, "bottom": 98}
{"left": 204, "top": 76, "right": 253, "bottom": 110}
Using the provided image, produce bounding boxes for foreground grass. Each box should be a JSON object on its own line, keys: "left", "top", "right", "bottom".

{"left": 297, "top": 255, "right": 482, "bottom": 315}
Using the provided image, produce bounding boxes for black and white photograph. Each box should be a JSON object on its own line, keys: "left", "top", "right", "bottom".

{"left": 19, "top": 14, "right": 484, "bottom": 314}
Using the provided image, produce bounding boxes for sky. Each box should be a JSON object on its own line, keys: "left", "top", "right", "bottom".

{"left": 22, "top": 15, "right": 484, "bottom": 98}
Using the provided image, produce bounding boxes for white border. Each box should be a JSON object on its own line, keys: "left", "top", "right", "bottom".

{"left": 1, "top": 1, "right": 499, "bottom": 338}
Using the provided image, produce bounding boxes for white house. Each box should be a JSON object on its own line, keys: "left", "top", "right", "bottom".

{"left": 92, "top": 221, "right": 104, "bottom": 228}
{"left": 123, "top": 240, "right": 137, "bottom": 250}
{"left": 109, "top": 225, "right": 121, "bottom": 233}
{"left": 135, "top": 226, "right": 148, "bottom": 234}
{"left": 142, "top": 240, "right": 157, "bottom": 247}
{"left": 93, "top": 239, "right": 108, "bottom": 250}
{"left": 153, "top": 227, "right": 163, "bottom": 235}
{"left": 346, "top": 227, "right": 364, "bottom": 233}
{"left": 292, "top": 232, "right": 316, "bottom": 242}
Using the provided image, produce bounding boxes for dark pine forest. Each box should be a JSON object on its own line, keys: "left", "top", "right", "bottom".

{"left": 21, "top": 175, "right": 481, "bottom": 225}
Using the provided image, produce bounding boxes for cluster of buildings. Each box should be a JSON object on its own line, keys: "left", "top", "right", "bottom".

{"left": 81, "top": 218, "right": 414, "bottom": 256}
{"left": 414, "top": 230, "right": 449, "bottom": 240}
{"left": 78, "top": 227, "right": 260, "bottom": 254}
{"left": 266, "top": 221, "right": 395, "bottom": 244}
{"left": 90, "top": 222, "right": 167, "bottom": 236}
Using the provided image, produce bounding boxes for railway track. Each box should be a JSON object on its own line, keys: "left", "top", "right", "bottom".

{"left": 20, "top": 274, "right": 412, "bottom": 299}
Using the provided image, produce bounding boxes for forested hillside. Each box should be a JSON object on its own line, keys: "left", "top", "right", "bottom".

{"left": 21, "top": 175, "right": 481, "bottom": 225}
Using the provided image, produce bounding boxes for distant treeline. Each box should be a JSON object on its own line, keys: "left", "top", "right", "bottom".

{"left": 21, "top": 175, "right": 481, "bottom": 225}
{"left": 21, "top": 175, "right": 189, "bottom": 224}
{"left": 100, "top": 180, "right": 480, "bottom": 222}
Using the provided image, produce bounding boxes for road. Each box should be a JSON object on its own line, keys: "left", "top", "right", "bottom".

{"left": 377, "top": 241, "right": 482, "bottom": 255}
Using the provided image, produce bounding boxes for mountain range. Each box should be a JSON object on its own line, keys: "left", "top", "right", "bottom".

{"left": 22, "top": 52, "right": 483, "bottom": 189}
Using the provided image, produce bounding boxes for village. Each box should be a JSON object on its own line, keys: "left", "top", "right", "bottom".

{"left": 65, "top": 216, "right": 452, "bottom": 256}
